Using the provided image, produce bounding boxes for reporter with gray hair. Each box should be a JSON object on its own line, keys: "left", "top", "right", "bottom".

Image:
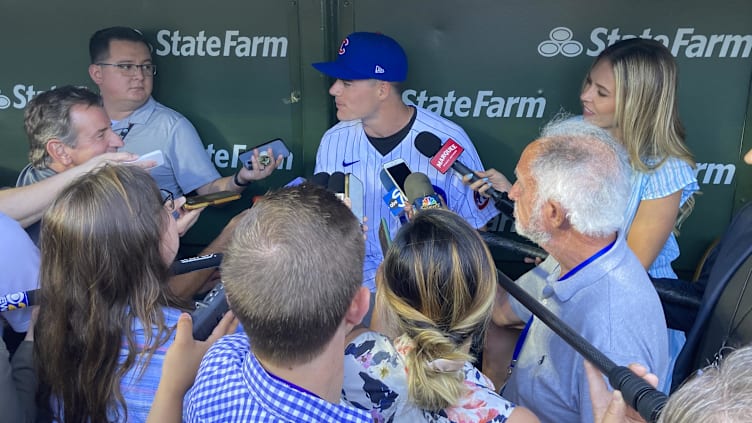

{"left": 495, "top": 119, "right": 669, "bottom": 423}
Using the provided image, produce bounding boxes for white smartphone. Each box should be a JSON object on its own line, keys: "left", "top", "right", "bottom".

{"left": 130, "top": 149, "right": 164, "bottom": 167}
{"left": 238, "top": 138, "right": 290, "bottom": 169}
{"left": 382, "top": 158, "right": 411, "bottom": 196}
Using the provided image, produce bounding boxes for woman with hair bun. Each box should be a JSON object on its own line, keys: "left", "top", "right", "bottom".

{"left": 342, "top": 209, "right": 538, "bottom": 423}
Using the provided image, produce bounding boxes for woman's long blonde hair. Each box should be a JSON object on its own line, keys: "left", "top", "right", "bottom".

{"left": 589, "top": 38, "right": 695, "bottom": 171}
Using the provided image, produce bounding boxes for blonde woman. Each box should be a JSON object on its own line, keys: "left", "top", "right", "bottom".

{"left": 343, "top": 209, "right": 538, "bottom": 423}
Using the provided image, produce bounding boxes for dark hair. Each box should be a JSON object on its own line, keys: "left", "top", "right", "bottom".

{"left": 221, "top": 183, "right": 365, "bottom": 365}
{"left": 89, "top": 26, "right": 151, "bottom": 63}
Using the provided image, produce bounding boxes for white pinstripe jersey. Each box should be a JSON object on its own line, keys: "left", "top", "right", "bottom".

{"left": 315, "top": 107, "right": 499, "bottom": 291}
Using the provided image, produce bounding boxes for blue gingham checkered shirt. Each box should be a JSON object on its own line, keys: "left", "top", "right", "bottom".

{"left": 184, "top": 333, "right": 372, "bottom": 422}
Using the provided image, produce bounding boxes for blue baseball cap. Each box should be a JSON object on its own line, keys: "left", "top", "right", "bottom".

{"left": 312, "top": 32, "right": 408, "bottom": 82}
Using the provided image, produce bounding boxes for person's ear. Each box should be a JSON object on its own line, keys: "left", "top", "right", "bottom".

{"left": 344, "top": 286, "right": 371, "bottom": 327}
{"left": 544, "top": 199, "right": 567, "bottom": 229}
{"left": 376, "top": 81, "right": 390, "bottom": 99}
{"left": 46, "top": 139, "right": 73, "bottom": 166}
{"left": 89, "top": 63, "right": 103, "bottom": 85}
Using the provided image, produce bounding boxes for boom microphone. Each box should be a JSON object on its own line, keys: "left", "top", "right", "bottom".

{"left": 414, "top": 132, "right": 514, "bottom": 216}
{"left": 496, "top": 270, "right": 667, "bottom": 422}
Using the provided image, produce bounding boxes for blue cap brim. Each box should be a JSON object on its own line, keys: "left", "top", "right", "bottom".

{"left": 312, "top": 61, "right": 374, "bottom": 80}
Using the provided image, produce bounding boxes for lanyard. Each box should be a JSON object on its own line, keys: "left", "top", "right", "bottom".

{"left": 506, "top": 239, "right": 616, "bottom": 376}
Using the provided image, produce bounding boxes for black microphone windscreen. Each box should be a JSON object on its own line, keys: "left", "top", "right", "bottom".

{"left": 414, "top": 132, "right": 442, "bottom": 158}
{"left": 311, "top": 172, "right": 330, "bottom": 188}
{"left": 328, "top": 171, "right": 346, "bottom": 193}
{"left": 404, "top": 172, "right": 436, "bottom": 203}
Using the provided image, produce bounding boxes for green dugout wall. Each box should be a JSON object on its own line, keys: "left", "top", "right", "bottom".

{"left": 0, "top": 0, "right": 750, "bottom": 278}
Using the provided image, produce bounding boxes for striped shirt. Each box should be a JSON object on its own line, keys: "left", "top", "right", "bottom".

{"left": 315, "top": 106, "right": 499, "bottom": 291}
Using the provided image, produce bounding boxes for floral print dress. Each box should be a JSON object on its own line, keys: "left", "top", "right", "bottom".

{"left": 343, "top": 331, "right": 517, "bottom": 422}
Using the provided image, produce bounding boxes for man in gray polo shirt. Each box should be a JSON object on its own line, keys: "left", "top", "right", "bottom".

{"left": 497, "top": 119, "right": 669, "bottom": 423}
{"left": 87, "top": 26, "right": 281, "bottom": 197}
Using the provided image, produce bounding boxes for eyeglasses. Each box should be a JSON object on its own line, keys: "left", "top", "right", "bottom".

{"left": 96, "top": 62, "right": 157, "bottom": 76}
{"left": 160, "top": 189, "right": 175, "bottom": 213}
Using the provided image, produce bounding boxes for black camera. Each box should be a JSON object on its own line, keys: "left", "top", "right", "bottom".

{"left": 190, "top": 283, "right": 230, "bottom": 341}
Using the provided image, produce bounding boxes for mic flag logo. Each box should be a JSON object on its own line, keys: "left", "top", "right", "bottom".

{"left": 474, "top": 191, "right": 490, "bottom": 210}
{"left": 430, "top": 139, "right": 464, "bottom": 174}
{"left": 0, "top": 291, "right": 29, "bottom": 312}
{"left": 384, "top": 187, "right": 407, "bottom": 216}
{"left": 419, "top": 195, "right": 441, "bottom": 210}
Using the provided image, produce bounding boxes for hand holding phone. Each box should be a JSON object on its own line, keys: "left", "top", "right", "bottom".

{"left": 238, "top": 138, "right": 290, "bottom": 170}
{"left": 126, "top": 149, "right": 164, "bottom": 168}
{"left": 184, "top": 191, "right": 242, "bottom": 210}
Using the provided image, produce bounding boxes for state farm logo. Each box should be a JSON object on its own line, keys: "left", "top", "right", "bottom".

{"left": 0, "top": 84, "right": 57, "bottom": 110}
{"left": 538, "top": 26, "right": 752, "bottom": 58}
{"left": 0, "top": 91, "right": 10, "bottom": 109}
{"left": 538, "top": 27, "right": 583, "bottom": 57}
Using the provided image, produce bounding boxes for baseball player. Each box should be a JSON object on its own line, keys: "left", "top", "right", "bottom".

{"left": 313, "top": 32, "right": 499, "bottom": 291}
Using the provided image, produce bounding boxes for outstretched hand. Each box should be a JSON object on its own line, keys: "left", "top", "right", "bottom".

{"left": 585, "top": 361, "right": 658, "bottom": 423}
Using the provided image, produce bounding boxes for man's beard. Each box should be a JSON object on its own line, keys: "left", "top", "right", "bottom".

{"left": 514, "top": 205, "right": 551, "bottom": 247}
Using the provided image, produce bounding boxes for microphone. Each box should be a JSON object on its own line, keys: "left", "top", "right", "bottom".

{"left": 380, "top": 169, "right": 408, "bottom": 217}
{"left": 1, "top": 254, "right": 225, "bottom": 313}
{"left": 328, "top": 171, "right": 346, "bottom": 201}
{"left": 0, "top": 289, "right": 37, "bottom": 312}
{"left": 404, "top": 172, "right": 442, "bottom": 212}
{"left": 310, "top": 172, "right": 330, "bottom": 188}
{"left": 414, "top": 132, "right": 514, "bottom": 216}
{"left": 170, "top": 253, "right": 223, "bottom": 275}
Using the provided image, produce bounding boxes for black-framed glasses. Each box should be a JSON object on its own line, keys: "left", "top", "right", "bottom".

{"left": 160, "top": 189, "right": 175, "bottom": 213}
{"left": 96, "top": 62, "right": 157, "bottom": 76}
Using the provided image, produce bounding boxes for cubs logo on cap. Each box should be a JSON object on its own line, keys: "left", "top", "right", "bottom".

{"left": 312, "top": 32, "right": 408, "bottom": 82}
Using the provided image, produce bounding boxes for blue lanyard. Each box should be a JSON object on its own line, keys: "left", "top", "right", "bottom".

{"left": 506, "top": 239, "right": 616, "bottom": 376}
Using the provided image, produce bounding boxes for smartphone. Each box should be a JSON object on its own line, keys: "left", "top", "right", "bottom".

{"left": 184, "top": 191, "right": 241, "bottom": 210}
{"left": 346, "top": 173, "right": 364, "bottom": 222}
{"left": 238, "top": 138, "right": 290, "bottom": 169}
{"left": 382, "top": 158, "right": 411, "bottom": 195}
{"left": 128, "top": 149, "right": 164, "bottom": 167}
